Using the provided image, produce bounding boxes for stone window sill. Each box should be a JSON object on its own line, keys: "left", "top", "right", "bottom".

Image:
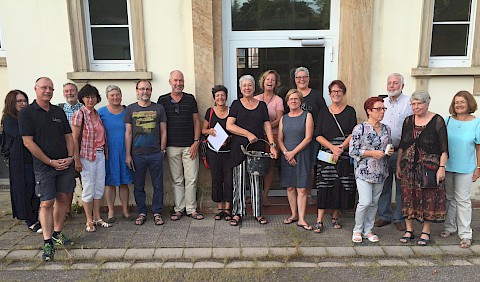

{"left": 411, "top": 67, "right": 480, "bottom": 77}
{"left": 67, "top": 71, "right": 152, "bottom": 81}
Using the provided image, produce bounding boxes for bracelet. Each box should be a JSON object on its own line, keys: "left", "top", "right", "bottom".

{"left": 269, "top": 142, "right": 276, "bottom": 147}
{"left": 476, "top": 166, "right": 480, "bottom": 169}
{"left": 49, "top": 159, "right": 52, "bottom": 164}
{"left": 194, "top": 139, "right": 200, "bottom": 143}
{"left": 439, "top": 165, "right": 445, "bottom": 168}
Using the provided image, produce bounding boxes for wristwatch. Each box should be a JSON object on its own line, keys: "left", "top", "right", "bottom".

{"left": 269, "top": 142, "right": 276, "bottom": 147}
{"left": 69, "top": 156, "right": 75, "bottom": 160}
{"left": 194, "top": 139, "right": 200, "bottom": 143}
{"left": 161, "top": 149, "right": 166, "bottom": 154}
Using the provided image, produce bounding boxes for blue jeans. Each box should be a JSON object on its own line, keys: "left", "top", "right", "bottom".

{"left": 132, "top": 151, "right": 164, "bottom": 215}
{"left": 377, "top": 151, "right": 403, "bottom": 223}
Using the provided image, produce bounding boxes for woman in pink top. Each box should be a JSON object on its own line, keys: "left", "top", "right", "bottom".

{"left": 254, "top": 70, "right": 284, "bottom": 206}
{"left": 72, "top": 84, "right": 110, "bottom": 232}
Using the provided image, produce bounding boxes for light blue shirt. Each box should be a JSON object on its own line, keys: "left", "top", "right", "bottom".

{"left": 445, "top": 116, "right": 480, "bottom": 174}
{"left": 383, "top": 93, "right": 413, "bottom": 147}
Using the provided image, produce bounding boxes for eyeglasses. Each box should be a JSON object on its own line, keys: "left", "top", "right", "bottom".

{"left": 330, "top": 90, "right": 344, "bottom": 94}
{"left": 84, "top": 96, "right": 97, "bottom": 100}
{"left": 16, "top": 99, "right": 28, "bottom": 104}
{"left": 454, "top": 101, "right": 467, "bottom": 105}
{"left": 137, "top": 87, "right": 152, "bottom": 92}
{"left": 295, "top": 76, "right": 309, "bottom": 80}
{"left": 371, "top": 107, "right": 387, "bottom": 111}
{"left": 410, "top": 102, "right": 425, "bottom": 107}
{"left": 36, "top": 85, "right": 54, "bottom": 91}
{"left": 171, "top": 99, "right": 180, "bottom": 113}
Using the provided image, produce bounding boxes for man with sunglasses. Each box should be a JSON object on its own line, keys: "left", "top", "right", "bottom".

{"left": 374, "top": 73, "right": 413, "bottom": 231}
{"left": 158, "top": 70, "right": 203, "bottom": 221}
{"left": 124, "top": 80, "right": 167, "bottom": 226}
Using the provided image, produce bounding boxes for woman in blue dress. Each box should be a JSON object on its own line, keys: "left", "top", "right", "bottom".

{"left": 98, "top": 85, "right": 134, "bottom": 222}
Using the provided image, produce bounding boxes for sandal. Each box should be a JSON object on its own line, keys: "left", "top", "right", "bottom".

{"left": 224, "top": 209, "right": 232, "bottom": 221}
{"left": 364, "top": 233, "right": 380, "bottom": 243}
{"left": 135, "top": 213, "right": 147, "bottom": 225}
{"left": 460, "top": 238, "right": 472, "bottom": 248}
{"left": 283, "top": 217, "right": 299, "bottom": 224}
{"left": 170, "top": 211, "right": 184, "bottom": 221}
{"left": 214, "top": 209, "right": 224, "bottom": 221}
{"left": 187, "top": 211, "right": 204, "bottom": 220}
{"left": 314, "top": 222, "right": 324, "bottom": 233}
{"left": 417, "top": 232, "right": 430, "bottom": 246}
{"left": 230, "top": 215, "right": 241, "bottom": 226}
{"left": 440, "top": 231, "right": 454, "bottom": 238}
{"left": 297, "top": 223, "right": 313, "bottom": 230}
{"left": 93, "top": 219, "right": 112, "bottom": 228}
{"left": 331, "top": 217, "right": 342, "bottom": 229}
{"left": 123, "top": 215, "right": 134, "bottom": 221}
{"left": 154, "top": 214, "right": 164, "bottom": 226}
{"left": 352, "top": 232, "right": 362, "bottom": 243}
{"left": 85, "top": 222, "right": 96, "bottom": 232}
{"left": 106, "top": 217, "right": 116, "bottom": 224}
{"left": 256, "top": 216, "right": 268, "bottom": 225}
{"left": 400, "top": 230, "right": 415, "bottom": 243}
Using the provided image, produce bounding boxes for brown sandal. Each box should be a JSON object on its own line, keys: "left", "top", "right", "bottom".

{"left": 170, "top": 211, "right": 184, "bottom": 221}
{"left": 154, "top": 214, "right": 164, "bottom": 225}
{"left": 135, "top": 213, "right": 147, "bottom": 225}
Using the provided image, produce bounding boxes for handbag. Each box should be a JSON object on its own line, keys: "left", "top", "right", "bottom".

{"left": 0, "top": 131, "right": 12, "bottom": 159}
{"left": 200, "top": 108, "right": 214, "bottom": 169}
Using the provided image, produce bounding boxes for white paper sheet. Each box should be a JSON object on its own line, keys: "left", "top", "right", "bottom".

{"left": 317, "top": 150, "right": 337, "bottom": 164}
{"left": 207, "top": 123, "right": 228, "bottom": 152}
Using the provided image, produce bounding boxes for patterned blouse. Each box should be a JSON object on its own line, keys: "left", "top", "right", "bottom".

{"left": 72, "top": 105, "right": 106, "bottom": 161}
{"left": 349, "top": 122, "right": 392, "bottom": 183}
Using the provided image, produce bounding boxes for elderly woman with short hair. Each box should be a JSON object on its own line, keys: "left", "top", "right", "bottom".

{"left": 442, "top": 90, "right": 480, "bottom": 248}
{"left": 396, "top": 90, "right": 448, "bottom": 246}
{"left": 98, "top": 85, "right": 134, "bottom": 223}
{"left": 226, "top": 75, "right": 278, "bottom": 226}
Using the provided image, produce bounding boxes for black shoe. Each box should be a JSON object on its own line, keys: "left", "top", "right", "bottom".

{"left": 42, "top": 243, "right": 55, "bottom": 261}
{"left": 52, "top": 232, "right": 74, "bottom": 246}
{"left": 28, "top": 222, "right": 42, "bottom": 233}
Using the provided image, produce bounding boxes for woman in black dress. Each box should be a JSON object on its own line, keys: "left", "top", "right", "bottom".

{"left": 314, "top": 80, "right": 357, "bottom": 233}
{"left": 1, "top": 90, "right": 41, "bottom": 232}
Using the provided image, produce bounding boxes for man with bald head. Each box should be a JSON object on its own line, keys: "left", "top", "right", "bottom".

{"left": 19, "top": 77, "right": 75, "bottom": 261}
{"left": 158, "top": 70, "right": 203, "bottom": 221}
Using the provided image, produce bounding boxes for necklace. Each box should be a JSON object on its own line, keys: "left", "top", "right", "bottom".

{"left": 262, "top": 93, "right": 274, "bottom": 106}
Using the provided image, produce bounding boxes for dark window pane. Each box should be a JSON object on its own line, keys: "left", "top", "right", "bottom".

{"left": 232, "top": 0, "right": 330, "bottom": 31}
{"left": 433, "top": 0, "right": 471, "bottom": 22}
{"left": 89, "top": 0, "right": 128, "bottom": 25}
{"left": 236, "top": 47, "right": 324, "bottom": 97}
{"left": 91, "top": 27, "right": 131, "bottom": 60}
{"left": 431, "top": 24, "right": 469, "bottom": 56}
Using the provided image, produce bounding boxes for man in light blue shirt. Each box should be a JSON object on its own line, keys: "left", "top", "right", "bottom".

{"left": 374, "top": 73, "right": 413, "bottom": 231}
{"left": 60, "top": 83, "right": 82, "bottom": 126}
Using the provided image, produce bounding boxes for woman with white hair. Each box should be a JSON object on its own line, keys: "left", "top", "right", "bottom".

{"left": 396, "top": 90, "right": 448, "bottom": 246}
{"left": 226, "top": 75, "right": 278, "bottom": 226}
{"left": 98, "top": 85, "right": 134, "bottom": 223}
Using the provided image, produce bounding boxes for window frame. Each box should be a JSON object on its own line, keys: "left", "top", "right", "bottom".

{"left": 0, "top": 14, "right": 6, "bottom": 58}
{"left": 83, "top": 0, "right": 135, "bottom": 71}
{"left": 66, "top": 0, "right": 150, "bottom": 80}
{"left": 429, "top": 0, "right": 477, "bottom": 67}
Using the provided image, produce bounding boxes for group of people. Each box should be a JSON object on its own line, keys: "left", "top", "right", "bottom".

{"left": 1, "top": 68, "right": 478, "bottom": 262}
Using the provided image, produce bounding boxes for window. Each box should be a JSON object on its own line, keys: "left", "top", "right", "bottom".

{"left": 66, "top": 0, "right": 150, "bottom": 80}
{"left": 0, "top": 15, "right": 5, "bottom": 58}
{"left": 429, "top": 0, "right": 477, "bottom": 67}
{"left": 84, "top": 0, "right": 133, "bottom": 71}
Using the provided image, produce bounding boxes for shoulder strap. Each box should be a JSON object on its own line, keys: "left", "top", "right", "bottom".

{"left": 446, "top": 116, "right": 451, "bottom": 126}
{"left": 207, "top": 107, "right": 214, "bottom": 128}
{"left": 330, "top": 109, "right": 345, "bottom": 137}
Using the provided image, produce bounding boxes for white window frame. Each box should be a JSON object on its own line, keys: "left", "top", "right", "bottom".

{"left": 429, "top": 0, "right": 477, "bottom": 67}
{"left": 83, "top": 0, "right": 135, "bottom": 71}
{"left": 0, "top": 14, "right": 6, "bottom": 58}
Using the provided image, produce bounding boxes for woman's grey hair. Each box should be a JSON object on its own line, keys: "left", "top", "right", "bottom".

{"left": 294, "top": 66, "right": 310, "bottom": 77}
{"left": 239, "top": 75, "right": 255, "bottom": 88}
{"left": 106, "top": 84, "right": 122, "bottom": 95}
{"left": 411, "top": 90, "right": 431, "bottom": 104}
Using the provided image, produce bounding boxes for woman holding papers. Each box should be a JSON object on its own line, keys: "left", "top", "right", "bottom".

{"left": 277, "top": 89, "right": 313, "bottom": 230}
{"left": 227, "top": 75, "right": 278, "bottom": 226}
{"left": 442, "top": 91, "right": 479, "bottom": 248}
{"left": 201, "top": 85, "right": 233, "bottom": 222}
{"left": 349, "top": 97, "right": 393, "bottom": 243}
{"left": 313, "top": 80, "right": 357, "bottom": 233}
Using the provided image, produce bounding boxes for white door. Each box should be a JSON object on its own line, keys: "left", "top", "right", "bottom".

{"left": 222, "top": 0, "right": 340, "bottom": 196}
